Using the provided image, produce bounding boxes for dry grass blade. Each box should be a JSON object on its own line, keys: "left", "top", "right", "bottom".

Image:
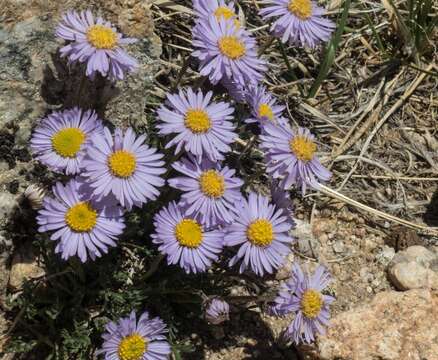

{"left": 319, "top": 184, "right": 438, "bottom": 236}
{"left": 152, "top": 0, "right": 192, "bottom": 14}
{"left": 337, "top": 63, "right": 434, "bottom": 190}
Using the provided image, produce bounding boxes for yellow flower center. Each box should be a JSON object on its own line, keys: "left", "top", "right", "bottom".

{"left": 289, "top": 136, "right": 317, "bottom": 162}
{"left": 214, "top": 6, "right": 240, "bottom": 28}
{"left": 65, "top": 202, "right": 97, "bottom": 232}
{"left": 51, "top": 127, "right": 86, "bottom": 158}
{"left": 199, "top": 170, "right": 225, "bottom": 198}
{"left": 246, "top": 219, "right": 274, "bottom": 247}
{"left": 218, "top": 36, "right": 246, "bottom": 59}
{"left": 86, "top": 24, "right": 118, "bottom": 49}
{"left": 288, "top": 0, "right": 313, "bottom": 20}
{"left": 118, "top": 333, "right": 147, "bottom": 360}
{"left": 301, "top": 289, "right": 323, "bottom": 318}
{"left": 184, "top": 109, "right": 211, "bottom": 134}
{"left": 175, "top": 219, "right": 203, "bottom": 248}
{"left": 258, "top": 103, "right": 274, "bottom": 121}
{"left": 108, "top": 150, "right": 137, "bottom": 178}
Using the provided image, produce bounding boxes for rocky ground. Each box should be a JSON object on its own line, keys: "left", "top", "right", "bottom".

{"left": 1, "top": 0, "right": 437, "bottom": 359}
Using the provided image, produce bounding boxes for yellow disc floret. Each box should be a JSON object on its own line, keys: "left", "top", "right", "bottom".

{"left": 258, "top": 103, "right": 274, "bottom": 121}
{"left": 184, "top": 109, "right": 211, "bottom": 133}
{"left": 218, "top": 36, "right": 246, "bottom": 59}
{"left": 65, "top": 202, "right": 97, "bottom": 232}
{"left": 51, "top": 128, "right": 86, "bottom": 158}
{"left": 215, "top": 6, "right": 236, "bottom": 20}
{"left": 289, "top": 136, "right": 317, "bottom": 162}
{"left": 175, "top": 219, "right": 203, "bottom": 248}
{"left": 118, "top": 333, "right": 147, "bottom": 360}
{"left": 246, "top": 219, "right": 274, "bottom": 247}
{"left": 108, "top": 150, "right": 137, "bottom": 178}
{"left": 199, "top": 170, "right": 225, "bottom": 198}
{"left": 86, "top": 24, "right": 118, "bottom": 49}
{"left": 288, "top": 0, "right": 313, "bottom": 20}
{"left": 214, "top": 6, "right": 240, "bottom": 28}
{"left": 301, "top": 289, "right": 323, "bottom": 318}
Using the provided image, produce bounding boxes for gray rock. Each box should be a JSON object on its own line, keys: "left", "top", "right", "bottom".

{"left": 332, "top": 240, "right": 344, "bottom": 254}
{"left": 387, "top": 246, "right": 438, "bottom": 291}
{"left": 293, "top": 219, "right": 320, "bottom": 257}
{"left": 375, "top": 245, "right": 395, "bottom": 266}
{"left": 8, "top": 244, "right": 45, "bottom": 291}
{"left": 0, "top": 192, "right": 18, "bottom": 228}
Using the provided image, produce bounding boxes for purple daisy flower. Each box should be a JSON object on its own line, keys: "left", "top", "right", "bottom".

{"left": 82, "top": 127, "right": 166, "bottom": 210}
{"left": 260, "top": 124, "right": 331, "bottom": 194}
{"left": 168, "top": 156, "right": 243, "bottom": 227}
{"left": 259, "top": 0, "right": 335, "bottom": 48}
{"left": 151, "top": 201, "right": 224, "bottom": 274}
{"left": 30, "top": 107, "right": 103, "bottom": 175}
{"left": 244, "top": 85, "right": 286, "bottom": 127}
{"left": 204, "top": 298, "right": 230, "bottom": 325}
{"left": 56, "top": 9, "right": 138, "bottom": 81}
{"left": 97, "top": 310, "right": 171, "bottom": 360}
{"left": 157, "top": 88, "right": 236, "bottom": 162}
{"left": 37, "top": 177, "right": 125, "bottom": 263}
{"left": 270, "top": 263, "right": 334, "bottom": 344}
{"left": 193, "top": 0, "right": 241, "bottom": 28}
{"left": 225, "top": 192, "right": 294, "bottom": 276}
{"left": 192, "top": 16, "right": 267, "bottom": 86}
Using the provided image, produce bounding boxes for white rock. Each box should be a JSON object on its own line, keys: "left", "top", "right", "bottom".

{"left": 387, "top": 246, "right": 438, "bottom": 291}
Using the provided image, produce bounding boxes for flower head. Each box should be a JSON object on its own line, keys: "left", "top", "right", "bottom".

{"left": 244, "top": 85, "right": 286, "bottom": 127}
{"left": 225, "top": 192, "right": 294, "bottom": 276}
{"left": 168, "top": 156, "right": 243, "bottom": 227}
{"left": 192, "top": 16, "right": 266, "bottom": 86}
{"left": 30, "top": 108, "right": 103, "bottom": 175}
{"left": 259, "top": 0, "right": 335, "bottom": 48}
{"left": 193, "top": 0, "right": 241, "bottom": 28}
{"left": 152, "top": 201, "right": 224, "bottom": 274}
{"left": 204, "top": 298, "right": 230, "bottom": 325}
{"left": 157, "top": 88, "right": 236, "bottom": 162}
{"left": 270, "top": 263, "right": 334, "bottom": 344}
{"left": 260, "top": 124, "right": 331, "bottom": 194}
{"left": 56, "top": 9, "right": 138, "bottom": 80}
{"left": 24, "top": 184, "right": 46, "bottom": 210}
{"left": 82, "top": 127, "right": 166, "bottom": 210}
{"left": 97, "top": 310, "right": 171, "bottom": 360}
{"left": 37, "top": 178, "right": 125, "bottom": 262}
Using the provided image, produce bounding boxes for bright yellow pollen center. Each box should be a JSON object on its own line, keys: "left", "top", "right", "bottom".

{"left": 214, "top": 6, "right": 240, "bottom": 28}
{"left": 118, "top": 333, "right": 147, "bottom": 360}
{"left": 246, "top": 219, "right": 274, "bottom": 247}
{"left": 86, "top": 25, "right": 118, "bottom": 49}
{"left": 290, "top": 136, "right": 317, "bottom": 162}
{"left": 185, "top": 109, "right": 211, "bottom": 133}
{"left": 301, "top": 289, "right": 323, "bottom": 318}
{"left": 65, "top": 202, "right": 97, "bottom": 232}
{"left": 175, "top": 219, "right": 203, "bottom": 248}
{"left": 258, "top": 104, "right": 274, "bottom": 121}
{"left": 108, "top": 150, "right": 137, "bottom": 178}
{"left": 51, "top": 128, "right": 85, "bottom": 158}
{"left": 288, "top": 0, "right": 313, "bottom": 20}
{"left": 218, "top": 36, "right": 246, "bottom": 59}
{"left": 199, "top": 170, "right": 225, "bottom": 198}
